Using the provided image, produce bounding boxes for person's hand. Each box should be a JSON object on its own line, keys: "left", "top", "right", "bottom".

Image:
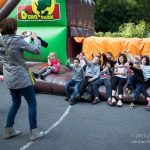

{"left": 76, "top": 54, "right": 79, "bottom": 58}
{"left": 100, "top": 51, "right": 104, "bottom": 54}
{"left": 123, "top": 49, "right": 128, "bottom": 54}
{"left": 103, "top": 67, "right": 108, "bottom": 72}
{"left": 83, "top": 54, "right": 87, "bottom": 59}
{"left": 66, "top": 58, "right": 70, "bottom": 63}
{"left": 48, "top": 59, "right": 51, "bottom": 65}
{"left": 124, "top": 64, "right": 129, "bottom": 68}
{"left": 22, "top": 31, "right": 27, "bottom": 35}
{"left": 31, "top": 32, "right": 37, "bottom": 39}
{"left": 88, "top": 78, "right": 93, "bottom": 82}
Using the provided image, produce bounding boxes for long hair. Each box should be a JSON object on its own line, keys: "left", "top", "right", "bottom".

{"left": 117, "top": 53, "right": 127, "bottom": 65}
{"left": 142, "top": 56, "right": 149, "bottom": 65}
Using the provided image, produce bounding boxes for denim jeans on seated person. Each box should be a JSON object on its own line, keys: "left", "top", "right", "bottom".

{"left": 127, "top": 75, "right": 143, "bottom": 100}
{"left": 126, "top": 75, "right": 136, "bottom": 89}
{"left": 134, "top": 83, "right": 142, "bottom": 100}
{"left": 65, "top": 79, "right": 81, "bottom": 101}
{"left": 93, "top": 78, "right": 112, "bottom": 98}
{"left": 6, "top": 85, "right": 37, "bottom": 129}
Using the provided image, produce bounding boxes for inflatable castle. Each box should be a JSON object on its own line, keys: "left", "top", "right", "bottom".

{"left": 0, "top": 0, "right": 95, "bottom": 64}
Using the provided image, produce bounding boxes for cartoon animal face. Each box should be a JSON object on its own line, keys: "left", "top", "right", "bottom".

{"left": 32, "top": 0, "right": 55, "bottom": 17}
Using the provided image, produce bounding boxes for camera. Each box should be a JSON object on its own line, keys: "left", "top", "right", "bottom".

{"left": 22, "top": 31, "right": 48, "bottom": 48}
{"left": 31, "top": 36, "right": 48, "bottom": 48}
{"left": 22, "top": 31, "right": 32, "bottom": 36}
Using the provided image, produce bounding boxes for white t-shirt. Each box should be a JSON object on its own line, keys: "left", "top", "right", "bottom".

{"left": 114, "top": 63, "right": 129, "bottom": 78}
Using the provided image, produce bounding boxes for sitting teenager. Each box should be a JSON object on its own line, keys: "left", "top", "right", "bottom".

{"left": 34, "top": 52, "right": 60, "bottom": 80}
{"left": 124, "top": 50, "right": 150, "bottom": 110}
{"left": 65, "top": 58, "right": 84, "bottom": 105}
{"left": 126, "top": 62, "right": 144, "bottom": 108}
{"left": 111, "top": 54, "right": 129, "bottom": 107}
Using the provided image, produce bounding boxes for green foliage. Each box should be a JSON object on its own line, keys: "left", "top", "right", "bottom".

{"left": 95, "top": 0, "right": 150, "bottom": 33}
{"left": 96, "top": 32, "right": 104, "bottom": 37}
{"left": 96, "top": 21, "right": 150, "bottom": 38}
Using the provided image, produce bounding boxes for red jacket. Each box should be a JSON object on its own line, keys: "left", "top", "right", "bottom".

{"left": 39, "top": 58, "right": 60, "bottom": 73}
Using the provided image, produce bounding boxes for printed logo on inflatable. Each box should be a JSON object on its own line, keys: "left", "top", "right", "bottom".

{"left": 18, "top": 0, "right": 60, "bottom": 20}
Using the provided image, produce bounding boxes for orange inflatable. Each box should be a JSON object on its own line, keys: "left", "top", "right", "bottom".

{"left": 80, "top": 37, "right": 150, "bottom": 60}
{"left": 0, "top": 0, "right": 6, "bottom": 9}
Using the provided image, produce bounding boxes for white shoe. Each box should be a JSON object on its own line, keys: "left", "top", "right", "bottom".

{"left": 30, "top": 128, "right": 44, "bottom": 141}
{"left": 117, "top": 100, "right": 123, "bottom": 107}
{"left": 4, "top": 127, "right": 21, "bottom": 139}
{"left": 111, "top": 97, "right": 117, "bottom": 105}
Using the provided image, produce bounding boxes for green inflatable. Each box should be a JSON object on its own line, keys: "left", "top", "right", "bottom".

{"left": 1, "top": 0, "right": 95, "bottom": 64}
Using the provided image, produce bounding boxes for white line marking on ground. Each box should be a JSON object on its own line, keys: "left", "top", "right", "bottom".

{"left": 19, "top": 105, "right": 72, "bottom": 150}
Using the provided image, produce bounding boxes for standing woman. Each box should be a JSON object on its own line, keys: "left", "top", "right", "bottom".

{"left": 0, "top": 18, "right": 43, "bottom": 141}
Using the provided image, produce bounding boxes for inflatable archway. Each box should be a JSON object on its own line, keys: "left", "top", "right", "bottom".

{"left": 0, "top": 0, "right": 95, "bottom": 64}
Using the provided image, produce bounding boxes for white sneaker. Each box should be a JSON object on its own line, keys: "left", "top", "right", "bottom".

{"left": 117, "top": 100, "right": 123, "bottom": 107}
{"left": 4, "top": 127, "right": 21, "bottom": 139}
{"left": 30, "top": 128, "right": 44, "bottom": 141}
{"left": 111, "top": 97, "right": 117, "bottom": 105}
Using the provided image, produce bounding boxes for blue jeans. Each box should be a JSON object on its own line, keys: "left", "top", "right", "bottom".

{"left": 134, "top": 83, "right": 142, "bottom": 100}
{"left": 65, "top": 79, "right": 81, "bottom": 101}
{"left": 93, "top": 78, "right": 112, "bottom": 98}
{"left": 126, "top": 75, "right": 135, "bottom": 89}
{"left": 6, "top": 86, "right": 37, "bottom": 129}
{"left": 127, "top": 75, "right": 142, "bottom": 100}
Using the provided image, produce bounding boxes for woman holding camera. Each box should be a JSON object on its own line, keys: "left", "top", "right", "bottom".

{"left": 0, "top": 18, "right": 43, "bottom": 141}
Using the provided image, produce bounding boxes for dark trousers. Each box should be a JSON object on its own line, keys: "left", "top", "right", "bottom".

{"left": 126, "top": 75, "right": 135, "bottom": 89}
{"left": 112, "top": 76, "right": 127, "bottom": 95}
{"left": 78, "top": 76, "right": 91, "bottom": 95}
{"left": 142, "top": 78, "right": 150, "bottom": 98}
{"left": 134, "top": 83, "right": 142, "bottom": 100}
{"left": 93, "top": 78, "right": 112, "bottom": 98}
{"left": 126, "top": 75, "right": 143, "bottom": 100}
{"left": 78, "top": 76, "right": 97, "bottom": 96}
{"left": 6, "top": 86, "right": 37, "bottom": 129}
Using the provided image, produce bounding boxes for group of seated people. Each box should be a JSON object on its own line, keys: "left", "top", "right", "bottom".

{"left": 64, "top": 50, "right": 150, "bottom": 111}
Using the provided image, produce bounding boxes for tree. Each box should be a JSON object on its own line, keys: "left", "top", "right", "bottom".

{"left": 95, "top": 0, "right": 150, "bottom": 32}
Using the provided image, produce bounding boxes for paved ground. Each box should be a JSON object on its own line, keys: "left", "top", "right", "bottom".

{"left": 0, "top": 80, "right": 150, "bottom": 150}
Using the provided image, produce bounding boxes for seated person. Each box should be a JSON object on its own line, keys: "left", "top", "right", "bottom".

{"left": 101, "top": 51, "right": 116, "bottom": 68}
{"left": 92, "top": 62, "right": 113, "bottom": 105}
{"left": 76, "top": 56, "right": 100, "bottom": 99}
{"left": 126, "top": 62, "right": 144, "bottom": 108}
{"left": 124, "top": 50, "right": 150, "bottom": 110}
{"left": 34, "top": 52, "right": 60, "bottom": 79}
{"left": 65, "top": 58, "right": 84, "bottom": 105}
{"left": 111, "top": 54, "right": 129, "bottom": 107}
{"left": 91, "top": 52, "right": 101, "bottom": 65}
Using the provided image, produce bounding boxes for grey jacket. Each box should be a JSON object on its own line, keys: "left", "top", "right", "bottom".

{"left": 84, "top": 58, "right": 100, "bottom": 81}
{"left": 0, "top": 35, "right": 41, "bottom": 89}
{"left": 66, "top": 62, "right": 84, "bottom": 81}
